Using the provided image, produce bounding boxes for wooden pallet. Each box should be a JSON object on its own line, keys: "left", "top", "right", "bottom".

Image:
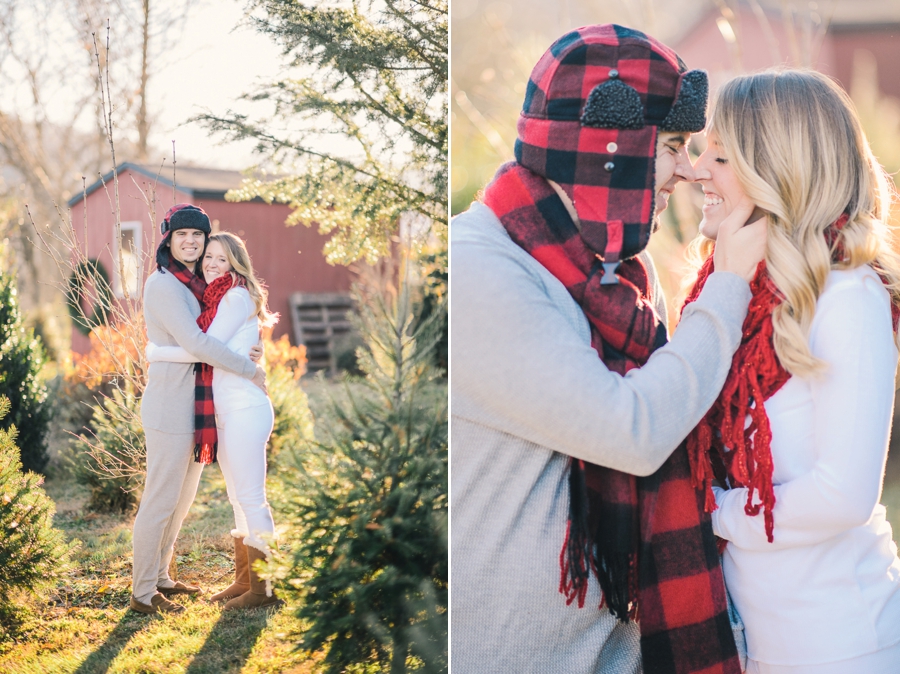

{"left": 288, "top": 292, "right": 354, "bottom": 374}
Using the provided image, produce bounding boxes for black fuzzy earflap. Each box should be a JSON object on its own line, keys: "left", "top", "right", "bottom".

{"left": 660, "top": 70, "right": 708, "bottom": 132}
{"left": 581, "top": 79, "right": 644, "bottom": 130}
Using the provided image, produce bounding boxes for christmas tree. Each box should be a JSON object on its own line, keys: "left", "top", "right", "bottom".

{"left": 0, "top": 270, "right": 51, "bottom": 473}
{"left": 273, "top": 279, "right": 447, "bottom": 674}
{"left": 0, "top": 396, "right": 74, "bottom": 636}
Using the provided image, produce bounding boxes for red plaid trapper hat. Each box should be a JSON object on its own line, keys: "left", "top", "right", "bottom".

{"left": 515, "top": 24, "right": 708, "bottom": 275}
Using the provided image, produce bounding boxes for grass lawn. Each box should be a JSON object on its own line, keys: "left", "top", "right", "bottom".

{"left": 0, "top": 465, "right": 319, "bottom": 674}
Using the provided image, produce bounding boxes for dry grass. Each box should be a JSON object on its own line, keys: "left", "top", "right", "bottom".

{"left": 0, "top": 467, "right": 320, "bottom": 674}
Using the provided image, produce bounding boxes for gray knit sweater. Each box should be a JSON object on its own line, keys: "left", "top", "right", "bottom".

{"left": 450, "top": 202, "right": 752, "bottom": 673}
{"left": 141, "top": 269, "right": 257, "bottom": 434}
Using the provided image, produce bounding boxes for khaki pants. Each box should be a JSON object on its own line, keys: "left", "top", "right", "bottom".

{"left": 132, "top": 428, "right": 203, "bottom": 604}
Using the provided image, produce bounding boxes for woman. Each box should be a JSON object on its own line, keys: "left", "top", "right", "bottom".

{"left": 684, "top": 69, "right": 900, "bottom": 673}
{"left": 146, "top": 231, "right": 280, "bottom": 610}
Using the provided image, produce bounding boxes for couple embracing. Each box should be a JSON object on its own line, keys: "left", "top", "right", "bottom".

{"left": 129, "top": 204, "right": 281, "bottom": 615}
{"left": 452, "top": 24, "right": 900, "bottom": 674}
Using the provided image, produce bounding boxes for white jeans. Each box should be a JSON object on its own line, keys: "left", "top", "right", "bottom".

{"left": 216, "top": 401, "right": 276, "bottom": 554}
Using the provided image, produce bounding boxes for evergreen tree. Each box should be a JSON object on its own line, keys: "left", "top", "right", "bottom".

{"left": 75, "top": 384, "right": 145, "bottom": 513}
{"left": 196, "top": 0, "right": 448, "bottom": 269}
{"left": 272, "top": 278, "right": 447, "bottom": 674}
{"left": 0, "top": 397, "right": 74, "bottom": 636}
{"left": 0, "top": 270, "right": 51, "bottom": 474}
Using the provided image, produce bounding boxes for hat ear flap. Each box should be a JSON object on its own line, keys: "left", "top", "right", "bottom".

{"left": 581, "top": 79, "right": 644, "bottom": 129}
{"left": 660, "top": 70, "right": 708, "bottom": 132}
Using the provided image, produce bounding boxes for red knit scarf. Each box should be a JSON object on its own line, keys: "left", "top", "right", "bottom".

{"left": 683, "top": 257, "right": 788, "bottom": 542}
{"left": 193, "top": 272, "right": 246, "bottom": 465}
{"left": 484, "top": 162, "right": 740, "bottom": 674}
{"left": 684, "top": 214, "right": 900, "bottom": 543}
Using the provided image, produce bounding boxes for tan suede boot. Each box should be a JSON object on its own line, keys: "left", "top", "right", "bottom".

{"left": 210, "top": 536, "right": 251, "bottom": 602}
{"left": 222, "top": 545, "right": 281, "bottom": 610}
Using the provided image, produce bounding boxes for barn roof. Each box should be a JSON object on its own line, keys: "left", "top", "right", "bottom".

{"left": 67, "top": 163, "right": 248, "bottom": 208}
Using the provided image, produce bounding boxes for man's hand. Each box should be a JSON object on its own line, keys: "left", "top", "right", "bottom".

{"left": 714, "top": 197, "right": 768, "bottom": 282}
{"left": 145, "top": 342, "right": 157, "bottom": 362}
{"left": 249, "top": 343, "right": 263, "bottom": 363}
{"left": 251, "top": 363, "right": 268, "bottom": 394}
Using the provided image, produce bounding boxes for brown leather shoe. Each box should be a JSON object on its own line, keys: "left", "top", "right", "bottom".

{"left": 223, "top": 546, "right": 282, "bottom": 611}
{"left": 130, "top": 592, "right": 186, "bottom": 615}
{"left": 210, "top": 536, "right": 250, "bottom": 602}
{"left": 157, "top": 581, "right": 201, "bottom": 597}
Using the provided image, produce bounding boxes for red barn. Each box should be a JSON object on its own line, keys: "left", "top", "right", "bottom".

{"left": 67, "top": 163, "right": 354, "bottom": 372}
{"left": 672, "top": 6, "right": 900, "bottom": 98}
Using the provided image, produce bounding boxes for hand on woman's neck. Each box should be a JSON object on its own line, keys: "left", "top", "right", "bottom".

{"left": 547, "top": 180, "right": 581, "bottom": 231}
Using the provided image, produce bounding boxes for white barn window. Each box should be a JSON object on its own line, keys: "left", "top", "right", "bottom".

{"left": 114, "top": 221, "right": 142, "bottom": 298}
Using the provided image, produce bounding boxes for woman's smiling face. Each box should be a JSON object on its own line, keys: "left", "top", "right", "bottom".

{"left": 201, "top": 240, "right": 232, "bottom": 283}
{"left": 693, "top": 129, "right": 748, "bottom": 240}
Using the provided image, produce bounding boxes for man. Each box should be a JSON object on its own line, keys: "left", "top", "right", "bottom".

{"left": 451, "top": 26, "right": 766, "bottom": 673}
{"left": 130, "top": 204, "right": 266, "bottom": 615}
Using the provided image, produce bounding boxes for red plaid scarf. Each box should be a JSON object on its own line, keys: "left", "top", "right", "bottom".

{"left": 685, "top": 214, "right": 900, "bottom": 542}
{"left": 193, "top": 272, "right": 246, "bottom": 465}
{"left": 484, "top": 162, "right": 740, "bottom": 674}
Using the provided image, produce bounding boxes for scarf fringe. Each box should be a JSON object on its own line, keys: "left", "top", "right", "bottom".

{"left": 560, "top": 459, "right": 638, "bottom": 621}
{"left": 684, "top": 258, "right": 794, "bottom": 544}
{"left": 194, "top": 442, "right": 217, "bottom": 465}
{"left": 559, "top": 461, "right": 592, "bottom": 609}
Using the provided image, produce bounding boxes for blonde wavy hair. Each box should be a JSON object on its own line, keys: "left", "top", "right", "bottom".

{"left": 698, "top": 68, "right": 900, "bottom": 376}
{"left": 207, "top": 231, "right": 279, "bottom": 329}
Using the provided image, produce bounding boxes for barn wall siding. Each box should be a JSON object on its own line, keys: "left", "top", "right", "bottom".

{"left": 70, "top": 168, "right": 352, "bottom": 352}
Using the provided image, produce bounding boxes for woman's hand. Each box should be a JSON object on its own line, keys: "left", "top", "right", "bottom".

{"left": 249, "top": 343, "right": 263, "bottom": 363}
{"left": 714, "top": 197, "right": 768, "bottom": 283}
{"left": 145, "top": 342, "right": 158, "bottom": 362}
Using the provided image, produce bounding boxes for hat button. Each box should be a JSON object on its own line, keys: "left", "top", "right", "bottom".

{"left": 609, "top": 68, "right": 619, "bottom": 78}
{"left": 604, "top": 161, "right": 615, "bottom": 172}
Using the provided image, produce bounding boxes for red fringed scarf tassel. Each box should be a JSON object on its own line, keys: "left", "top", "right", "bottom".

{"left": 684, "top": 256, "right": 789, "bottom": 542}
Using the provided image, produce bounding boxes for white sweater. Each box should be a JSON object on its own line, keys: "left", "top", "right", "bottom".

{"left": 148, "top": 287, "right": 269, "bottom": 414}
{"left": 712, "top": 265, "right": 900, "bottom": 667}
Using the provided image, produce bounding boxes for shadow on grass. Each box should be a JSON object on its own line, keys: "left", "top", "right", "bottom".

{"left": 72, "top": 611, "right": 148, "bottom": 674}
{"left": 183, "top": 606, "right": 274, "bottom": 674}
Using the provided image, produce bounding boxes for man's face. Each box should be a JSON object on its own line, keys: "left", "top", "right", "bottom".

{"left": 653, "top": 131, "right": 695, "bottom": 218}
{"left": 169, "top": 228, "right": 206, "bottom": 267}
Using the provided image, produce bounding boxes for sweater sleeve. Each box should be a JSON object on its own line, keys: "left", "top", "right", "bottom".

{"left": 144, "top": 276, "right": 257, "bottom": 378}
{"left": 452, "top": 228, "right": 752, "bottom": 476}
{"left": 148, "top": 292, "right": 252, "bottom": 363}
{"left": 148, "top": 343, "right": 196, "bottom": 363}
{"left": 712, "top": 276, "right": 898, "bottom": 550}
